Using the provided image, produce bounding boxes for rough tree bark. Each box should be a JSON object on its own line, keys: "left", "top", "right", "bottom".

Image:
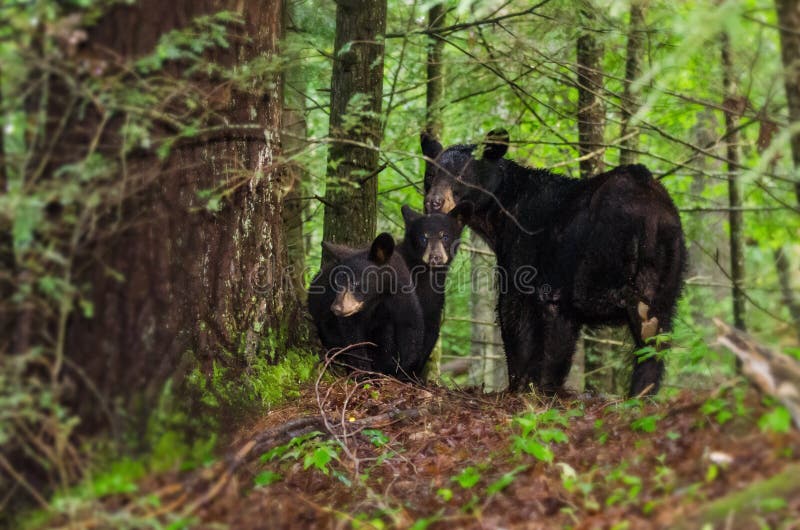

{"left": 576, "top": 7, "right": 611, "bottom": 393}
{"left": 322, "top": 0, "right": 387, "bottom": 252}
{"left": 721, "top": 31, "right": 746, "bottom": 330}
{"left": 775, "top": 0, "right": 800, "bottom": 205}
{"left": 576, "top": 9, "right": 605, "bottom": 178}
{"left": 281, "top": 0, "right": 308, "bottom": 300}
{"left": 619, "top": 0, "right": 647, "bottom": 165}
{"left": 425, "top": 2, "right": 445, "bottom": 139}
{"left": 56, "top": 0, "right": 298, "bottom": 428}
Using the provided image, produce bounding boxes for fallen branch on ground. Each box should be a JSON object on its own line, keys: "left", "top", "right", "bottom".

{"left": 714, "top": 318, "right": 800, "bottom": 429}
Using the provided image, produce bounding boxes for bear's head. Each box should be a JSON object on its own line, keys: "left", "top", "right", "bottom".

{"left": 400, "top": 203, "right": 472, "bottom": 268}
{"left": 421, "top": 128, "right": 509, "bottom": 215}
{"left": 322, "top": 233, "right": 398, "bottom": 318}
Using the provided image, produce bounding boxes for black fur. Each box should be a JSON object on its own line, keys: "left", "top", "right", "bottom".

{"left": 422, "top": 130, "right": 687, "bottom": 396}
{"left": 396, "top": 203, "right": 471, "bottom": 363}
{"left": 307, "top": 233, "right": 425, "bottom": 380}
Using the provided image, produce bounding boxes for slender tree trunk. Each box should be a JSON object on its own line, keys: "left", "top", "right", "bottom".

{"left": 0, "top": 64, "right": 9, "bottom": 273}
{"left": 54, "top": 0, "right": 297, "bottom": 429}
{"left": 576, "top": 7, "right": 609, "bottom": 392}
{"left": 619, "top": 0, "right": 647, "bottom": 165}
{"left": 774, "top": 247, "right": 800, "bottom": 337}
{"left": 776, "top": 0, "right": 800, "bottom": 205}
{"left": 721, "top": 31, "right": 746, "bottom": 330}
{"left": 322, "top": 0, "right": 387, "bottom": 252}
{"left": 423, "top": 2, "right": 447, "bottom": 382}
{"left": 282, "top": 0, "right": 308, "bottom": 301}
{"left": 469, "top": 236, "right": 506, "bottom": 391}
{"left": 576, "top": 9, "right": 605, "bottom": 178}
{"left": 774, "top": 0, "right": 800, "bottom": 340}
{"left": 425, "top": 2, "right": 445, "bottom": 138}
{"left": 0, "top": 65, "right": 11, "bottom": 341}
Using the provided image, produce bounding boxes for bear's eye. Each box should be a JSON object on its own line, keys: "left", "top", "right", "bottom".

{"left": 420, "top": 235, "right": 428, "bottom": 246}
{"left": 442, "top": 234, "right": 449, "bottom": 243}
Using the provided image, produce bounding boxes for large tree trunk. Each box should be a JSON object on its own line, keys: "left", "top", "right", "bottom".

{"left": 322, "top": 0, "right": 387, "bottom": 251}
{"left": 57, "top": 0, "right": 297, "bottom": 429}
{"left": 619, "top": 0, "right": 647, "bottom": 165}
{"left": 721, "top": 31, "right": 746, "bottom": 330}
{"left": 776, "top": 0, "right": 800, "bottom": 205}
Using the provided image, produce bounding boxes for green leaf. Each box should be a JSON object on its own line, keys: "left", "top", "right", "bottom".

{"left": 304, "top": 444, "right": 338, "bottom": 474}
{"left": 487, "top": 465, "right": 528, "bottom": 495}
{"left": 453, "top": 466, "right": 481, "bottom": 489}
{"left": 436, "top": 488, "right": 453, "bottom": 501}
{"left": 537, "top": 428, "right": 568, "bottom": 444}
{"left": 758, "top": 406, "right": 792, "bottom": 434}
{"left": 253, "top": 470, "right": 282, "bottom": 487}
{"left": 362, "top": 428, "right": 389, "bottom": 447}
{"left": 631, "top": 415, "right": 660, "bottom": 433}
{"left": 758, "top": 497, "right": 787, "bottom": 512}
{"left": 513, "top": 436, "right": 554, "bottom": 462}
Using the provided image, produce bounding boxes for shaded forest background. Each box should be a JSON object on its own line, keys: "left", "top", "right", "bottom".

{"left": 1, "top": 0, "right": 800, "bottom": 527}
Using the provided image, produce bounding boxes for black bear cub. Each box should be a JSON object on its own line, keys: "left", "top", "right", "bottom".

{"left": 307, "top": 233, "right": 425, "bottom": 379}
{"left": 397, "top": 203, "right": 472, "bottom": 361}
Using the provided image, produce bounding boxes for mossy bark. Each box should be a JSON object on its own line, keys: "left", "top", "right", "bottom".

{"left": 51, "top": 0, "right": 301, "bottom": 431}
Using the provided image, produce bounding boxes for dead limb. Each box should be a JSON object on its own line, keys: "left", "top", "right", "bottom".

{"left": 714, "top": 318, "right": 800, "bottom": 429}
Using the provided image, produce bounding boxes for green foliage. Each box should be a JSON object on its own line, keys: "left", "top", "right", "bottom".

{"left": 630, "top": 414, "right": 661, "bottom": 434}
{"left": 260, "top": 432, "right": 343, "bottom": 479}
{"left": 758, "top": 405, "right": 793, "bottom": 434}
{"left": 362, "top": 428, "right": 390, "bottom": 447}
{"left": 511, "top": 408, "right": 571, "bottom": 463}
{"left": 186, "top": 347, "right": 317, "bottom": 412}
{"left": 452, "top": 466, "right": 482, "bottom": 489}
{"left": 486, "top": 465, "right": 528, "bottom": 495}
{"left": 136, "top": 12, "right": 242, "bottom": 74}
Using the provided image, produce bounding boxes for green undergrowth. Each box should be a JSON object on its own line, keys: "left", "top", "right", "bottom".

{"left": 186, "top": 347, "right": 318, "bottom": 413}
{"left": 15, "top": 347, "right": 319, "bottom": 529}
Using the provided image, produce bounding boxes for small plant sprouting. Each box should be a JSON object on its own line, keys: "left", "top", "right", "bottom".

{"left": 260, "top": 432, "right": 342, "bottom": 477}
{"left": 511, "top": 408, "right": 570, "bottom": 463}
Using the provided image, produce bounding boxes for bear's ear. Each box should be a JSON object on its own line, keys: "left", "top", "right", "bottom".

{"left": 322, "top": 241, "right": 358, "bottom": 261}
{"left": 369, "top": 232, "right": 395, "bottom": 265}
{"left": 421, "top": 131, "right": 443, "bottom": 160}
{"left": 401, "top": 205, "right": 423, "bottom": 226}
{"left": 449, "top": 201, "right": 473, "bottom": 227}
{"left": 482, "top": 128, "right": 509, "bottom": 160}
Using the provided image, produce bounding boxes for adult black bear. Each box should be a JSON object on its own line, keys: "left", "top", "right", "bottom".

{"left": 422, "top": 129, "right": 686, "bottom": 396}
{"left": 397, "top": 203, "right": 472, "bottom": 361}
{"left": 307, "top": 233, "right": 425, "bottom": 380}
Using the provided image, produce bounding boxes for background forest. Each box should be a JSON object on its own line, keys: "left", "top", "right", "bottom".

{"left": 2, "top": 0, "right": 800, "bottom": 528}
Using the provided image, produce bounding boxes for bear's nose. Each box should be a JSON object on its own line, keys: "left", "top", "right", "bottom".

{"left": 425, "top": 196, "right": 444, "bottom": 213}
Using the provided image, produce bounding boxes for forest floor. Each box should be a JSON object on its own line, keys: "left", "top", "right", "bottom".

{"left": 49, "top": 375, "right": 800, "bottom": 530}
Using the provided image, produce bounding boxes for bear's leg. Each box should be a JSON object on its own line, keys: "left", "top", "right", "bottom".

{"left": 626, "top": 301, "right": 668, "bottom": 397}
{"left": 538, "top": 314, "right": 580, "bottom": 393}
{"left": 499, "top": 294, "right": 540, "bottom": 391}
